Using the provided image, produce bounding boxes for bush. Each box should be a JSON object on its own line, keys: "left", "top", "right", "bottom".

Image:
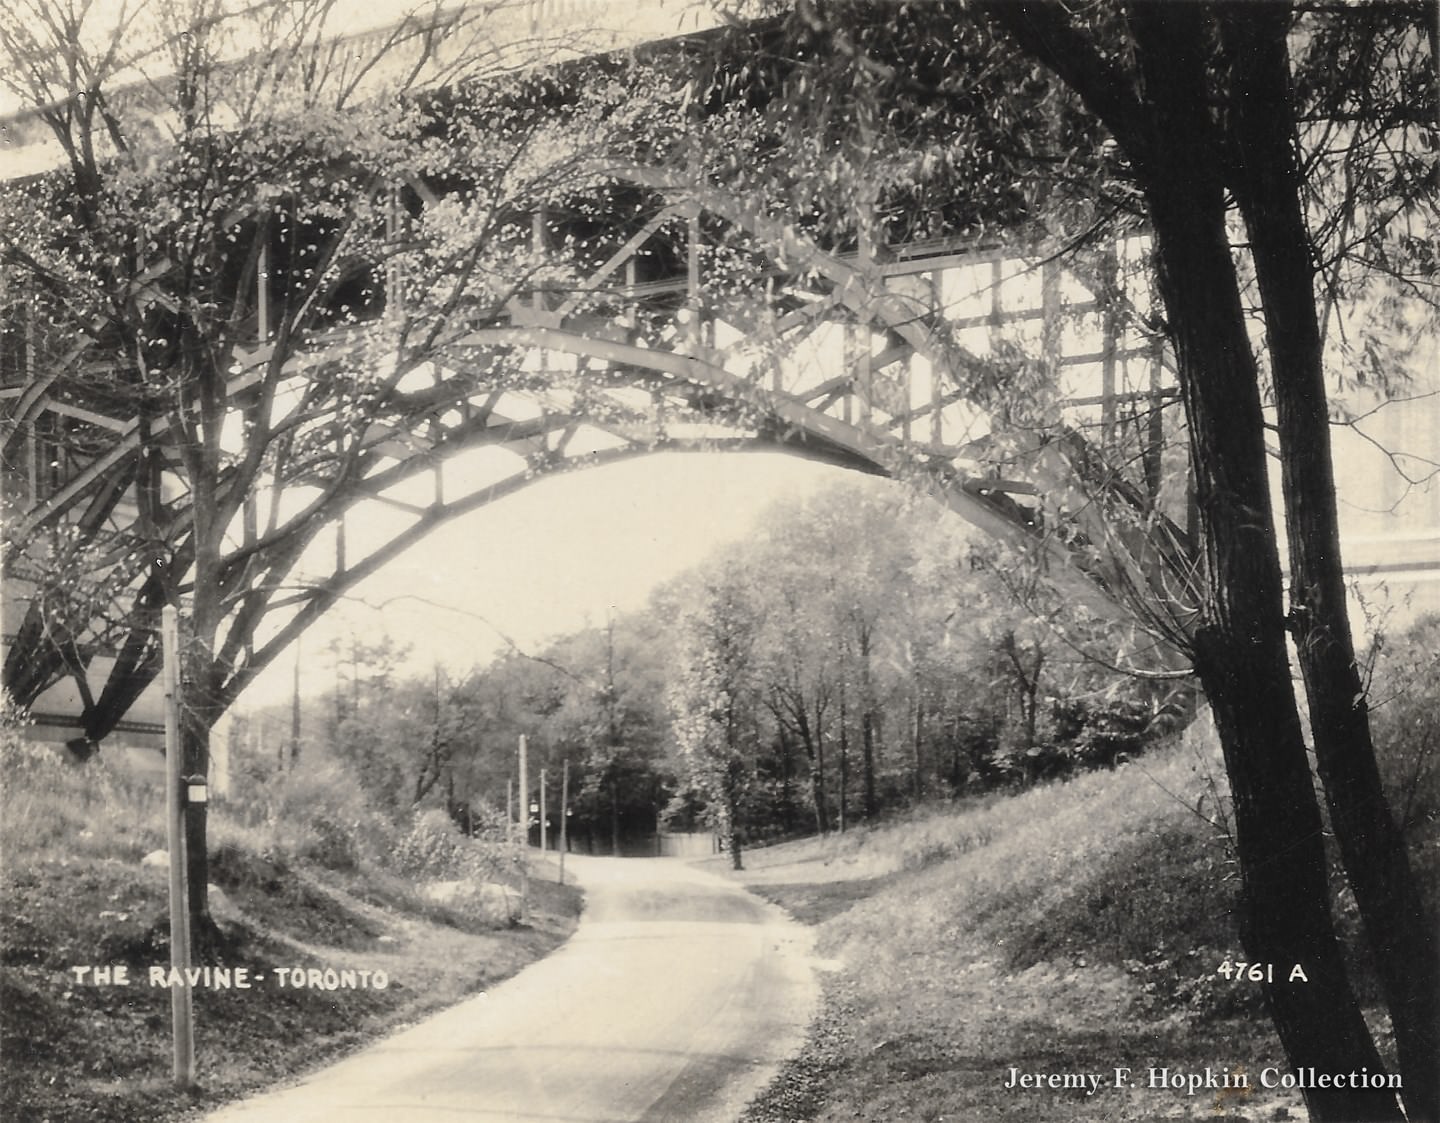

{"left": 0, "top": 703, "right": 58, "bottom": 780}
{"left": 1369, "top": 614, "right": 1440, "bottom": 844}
{"left": 0, "top": 699, "right": 165, "bottom": 864}
{"left": 393, "top": 809, "right": 469, "bottom": 878}
{"left": 1052, "top": 695, "right": 1155, "bottom": 769}
{"left": 391, "top": 808, "right": 513, "bottom": 883}
{"left": 236, "top": 755, "right": 396, "bottom": 871}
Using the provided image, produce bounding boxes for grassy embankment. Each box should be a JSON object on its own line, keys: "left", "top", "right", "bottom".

{"left": 0, "top": 743, "right": 581, "bottom": 1123}
{"left": 732, "top": 717, "right": 1422, "bottom": 1123}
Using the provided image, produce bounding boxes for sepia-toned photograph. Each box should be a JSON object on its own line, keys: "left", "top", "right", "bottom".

{"left": 1, "top": 1, "right": 1436, "bottom": 1120}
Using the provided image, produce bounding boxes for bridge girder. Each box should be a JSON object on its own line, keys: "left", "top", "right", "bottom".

{"left": 3, "top": 136, "right": 1196, "bottom": 745}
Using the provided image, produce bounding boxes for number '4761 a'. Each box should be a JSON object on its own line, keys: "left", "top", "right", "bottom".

{"left": 1217, "top": 961, "right": 1310, "bottom": 983}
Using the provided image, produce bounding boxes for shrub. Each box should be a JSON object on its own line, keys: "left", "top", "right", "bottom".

{"left": 391, "top": 808, "right": 513, "bottom": 884}
{"left": 392, "top": 809, "right": 470, "bottom": 878}
{"left": 1052, "top": 695, "right": 1155, "bottom": 769}
{"left": 1369, "top": 614, "right": 1440, "bottom": 845}
{"left": 237, "top": 755, "right": 396, "bottom": 870}
{"left": 0, "top": 703, "right": 58, "bottom": 780}
{"left": 0, "top": 699, "right": 165, "bottom": 864}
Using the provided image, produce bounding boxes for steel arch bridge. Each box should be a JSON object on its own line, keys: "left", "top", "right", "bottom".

{"left": 1, "top": 20, "right": 1198, "bottom": 752}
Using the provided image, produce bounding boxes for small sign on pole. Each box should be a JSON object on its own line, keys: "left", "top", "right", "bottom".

{"left": 161, "top": 606, "right": 195, "bottom": 1086}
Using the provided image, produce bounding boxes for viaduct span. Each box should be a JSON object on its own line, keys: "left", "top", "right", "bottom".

{"left": 0, "top": 0, "right": 1432, "bottom": 755}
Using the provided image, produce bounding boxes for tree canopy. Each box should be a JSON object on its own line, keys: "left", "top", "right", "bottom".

{"left": 3, "top": 3, "right": 1435, "bottom": 1116}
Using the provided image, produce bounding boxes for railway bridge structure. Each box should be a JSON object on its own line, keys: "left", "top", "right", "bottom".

{"left": 1, "top": 0, "right": 1433, "bottom": 756}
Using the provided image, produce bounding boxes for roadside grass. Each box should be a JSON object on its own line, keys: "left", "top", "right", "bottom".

{"left": 738, "top": 730, "right": 1342, "bottom": 1123}
{"left": 0, "top": 747, "right": 581, "bottom": 1123}
{"left": 750, "top": 875, "right": 903, "bottom": 926}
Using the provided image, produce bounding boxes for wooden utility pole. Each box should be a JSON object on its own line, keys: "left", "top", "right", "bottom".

{"left": 540, "top": 768, "right": 548, "bottom": 854}
{"left": 518, "top": 735, "right": 529, "bottom": 922}
{"left": 161, "top": 606, "right": 194, "bottom": 1086}
{"left": 289, "top": 636, "right": 301, "bottom": 769}
{"left": 559, "top": 759, "right": 569, "bottom": 887}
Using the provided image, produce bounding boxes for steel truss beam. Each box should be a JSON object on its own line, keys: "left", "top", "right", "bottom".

{"left": 3, "top": 164, "right": 1194, "bottom": 741}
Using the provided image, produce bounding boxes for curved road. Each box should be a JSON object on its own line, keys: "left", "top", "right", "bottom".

{"left": 204, "top": 855, "right": 816, "bottom": 1122}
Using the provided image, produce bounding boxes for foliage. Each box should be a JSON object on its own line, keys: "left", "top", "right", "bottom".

{"left": 1051, "top": 694, "right": 1155, "bottom": 770}
{"left": 0, "top": 0, "right": 652, "bottom": 746}
{"left": 390, "top": 807, "right": 509, "bottom": 882}
{"left": 258, "top": 754, "right": 393, "bottom": 871}
{"left": 7, "top": 3, "right": 1429, "bottom": 1104}
{"left": 681, "top": 4, "right": 1434, "bottom": 1111}
{"left": 529, "top": 615, "right": 676, "bottom": 851}
{"left": 0, "top": 706, "right": 165, "bottom": 866}
{"left": 223, "top": 477, "right": 1183, "bottom": 866}
{"left": 684, "top": 0, "right": 1121, "bottom": 247}
{"left": 669, "top": 569, "right": 764, "bottom": 862}
{"left": 743, "top": 713, "right": 1439, "bottom": 1122}
{"left": 0, "top": 795, "right": 579, "bottom": 1123}
{"left": 1288, "top": 5, "right": 1439, "bottom": 401}
{"left": 1369, "top": 614, "right": 1440, "bottom": 845}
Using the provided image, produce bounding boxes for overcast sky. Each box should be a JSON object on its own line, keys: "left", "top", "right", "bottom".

{"left": 237, "top": 450, "right": 840, "bottom": 708}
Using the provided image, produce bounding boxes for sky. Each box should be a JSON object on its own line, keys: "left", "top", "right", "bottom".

{"left": 0, "top": 0, "right": 806, "bottom": 713}
{"left": 237, "top": 450, "right": 841, "bottom": 708}
{"left": 0, "top": 0, "right": 842, "bottom": 718}
{"left": 0, "top": 0, "right": 718, "bottom": 120}
{"left": 9, "top": 0, "right": 1436, "bottom": 716}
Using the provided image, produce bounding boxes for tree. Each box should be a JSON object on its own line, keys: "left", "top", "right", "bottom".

{"left": 1367, "top": 614, "right": 1440, "bottom": 842}
{"left": 668, "top": 2, "right": 1435, "bottom": 1116}
{"left": 329, "top": 664, "right": 478, "bottom": 819}
{"left": 327, "top": 633, "right": 408, "bottom": 734}
{"left": 748, "top": 479, "right": 950, "bottom": 826}
{"left": 753, "top": 524, "right": 841, "bottom": 834}
{"left": 538, "top": 614, "right": 675, "bottom": 855}
{"left": 966, "top": 4, "right": 1434, "bottom": 1117}
{"left": 1217, "top": 11, "right": 1438, "bottom": 1113}
{"left": 669, "top": 570, "right": 764, "bottom": 870}
{"left": 0, "top": 0, "right": 631, "bottom": 933}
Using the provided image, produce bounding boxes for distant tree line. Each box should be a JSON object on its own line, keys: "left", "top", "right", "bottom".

{"left": 232, "top": 476, "right": 1188, "bottom": 861}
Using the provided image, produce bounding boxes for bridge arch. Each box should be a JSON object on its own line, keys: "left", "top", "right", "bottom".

{"left": 5, "top": 174, "right": 1201, "bottom": 752}
{"left": 3, "top": 42, "right": 1206, "bottom": 753}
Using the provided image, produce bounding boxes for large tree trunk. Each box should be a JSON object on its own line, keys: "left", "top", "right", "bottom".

{"left": 1151, "top": 219, "right": 1401, "bottom": 1121}
{"left": 1221, "top": 14, "right": 1439, "bottom": 1119}
{"left": 982, "top": 3, "right": 1407, "bottom": 1114}
{"left": 1123, "top": 7, "right": 1401, "bottom": 1118}
{"left": 180, "top": 496, "right": 222, "bottom": 942}
{"left": 178, "top": 645, "right": 225, "bottom": 950}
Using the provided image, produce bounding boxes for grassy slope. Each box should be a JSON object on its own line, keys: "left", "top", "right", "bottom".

{"left": 0, "top": 758, "right": 581, "bottom": 1123}
{"left": 732, "top": 731, "right": 1395, "bottom": 1123}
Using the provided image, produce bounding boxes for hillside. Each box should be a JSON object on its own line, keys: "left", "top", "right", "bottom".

{"left": 0, "top": 738, "right": 581, "bottom": 1123}
{"left": 729, "top": 717, "right": 1421, "bottom": 1123}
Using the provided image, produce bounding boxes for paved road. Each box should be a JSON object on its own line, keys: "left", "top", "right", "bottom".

{"left": 204, "top": 855, "right": 817, "bottom": 1122}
